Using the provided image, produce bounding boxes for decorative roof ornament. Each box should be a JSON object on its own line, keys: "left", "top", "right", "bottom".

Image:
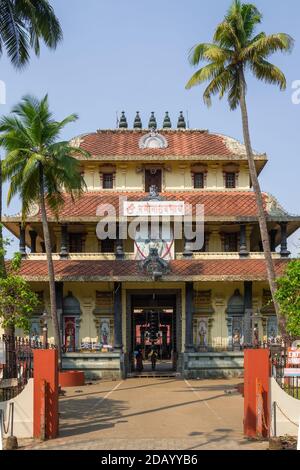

{"left": 140, "top": 247, "right": 170, "bottom": 281}
{"left": 133, "top": 111, "right": 142, "bottom": 129}
{"left": 148, "top": 112, "right": 157, "bottom": 129}
{"left": 177, "top": 111, "right": 186, "bottom": 129}
{"left": 143, "top": 185, "right": 165, "bottom": 201}
{"left": 163, "top": 112, "right": 172, "bottom": 129}
{"left": 138, "top": 130, "right": 168, "bottom": 149}
{"left": 119, "top": 111, "right": 128, "bottom": 129}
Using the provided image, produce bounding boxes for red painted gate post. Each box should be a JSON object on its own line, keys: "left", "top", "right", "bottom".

{"left": 244, "top": 349, "right": 270, "bottom": 439}
{"left": 33, "top": 349, "right": 59, "bottom": 439}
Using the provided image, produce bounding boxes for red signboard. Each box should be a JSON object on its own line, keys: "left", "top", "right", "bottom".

{"left": 287, "top": 348, "right": 300, "bottom": 365}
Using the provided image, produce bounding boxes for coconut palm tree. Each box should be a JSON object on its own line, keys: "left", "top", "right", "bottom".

{"left": 0, "top": 95, "right": 87, "bottom": 364}
{"left": 186, "top": 0, "right": 293, "bottom": 332}
{"left": 0, "top": 0, "right": 62, "bottom": 68}
{"left": 0, "top": 0, "right": 62, "bottom": 338}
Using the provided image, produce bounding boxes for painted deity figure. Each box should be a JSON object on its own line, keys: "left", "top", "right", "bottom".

{"left": 198, "top": 322, "right": 207, "bottom": 348}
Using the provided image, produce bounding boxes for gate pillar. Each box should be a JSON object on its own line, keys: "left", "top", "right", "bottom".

{"left": 33, "top": 349, "right": 59, "bottom": 439}
{"left": 244, "top": 349, "right": 270, "bottom": 438}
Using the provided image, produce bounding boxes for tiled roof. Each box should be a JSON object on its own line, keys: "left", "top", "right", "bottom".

{"left": 71, "top": 130, "right": 264, "bottom": 158}
{"left": 34, "top": 191, "right": 268, "bottom": 220}
{"left": 11, "top": 258, "right": 288, "bottom": 282}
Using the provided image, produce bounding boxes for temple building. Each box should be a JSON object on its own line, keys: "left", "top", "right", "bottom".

{"left": 2, "top": 111, "right": 300, "bottom": 378}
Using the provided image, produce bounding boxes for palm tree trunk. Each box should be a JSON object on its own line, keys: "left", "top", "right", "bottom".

{"left": 0, "top": 158, "right": 7, "bottom": 278}
{"left": 238, "top": 67, "right": 284, "bottom": 333}
{"left": 39, "top": 163, "right": 62, "bottom": 367}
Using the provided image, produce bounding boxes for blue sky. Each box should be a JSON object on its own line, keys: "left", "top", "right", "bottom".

{"left": 1, "top": 0, "right": 299, "bottom": 255}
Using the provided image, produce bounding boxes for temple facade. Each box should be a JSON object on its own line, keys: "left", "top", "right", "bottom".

{"left": 2, "top": 111, "right": 300, "bottom": 378}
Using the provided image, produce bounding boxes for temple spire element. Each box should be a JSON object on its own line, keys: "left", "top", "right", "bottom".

{"left": 119, "top": 111, "right": 128, "bottom": 129}
{"left": 177, "top": 111, "right": 186, "bottom": 129}
{"left": 163, "top": 111, "right": 172, "bottom": 129}
{"left": 133, "top": 111, "right": 142, "bottom": 129}
{"left": 148, "top": 112, "right": 157, "bottom": 130}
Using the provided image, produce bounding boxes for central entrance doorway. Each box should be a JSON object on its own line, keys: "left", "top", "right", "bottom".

{"left": 127, "top": 291, "right": 180, "bottom": 375}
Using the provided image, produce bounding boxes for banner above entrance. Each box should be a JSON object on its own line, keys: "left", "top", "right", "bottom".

{"left": 123, "top": 201, "right": 185, "bottom": 217}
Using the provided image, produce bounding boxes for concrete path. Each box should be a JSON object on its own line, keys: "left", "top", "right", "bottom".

{"left": 24, "top": 378, "right": 268, "bottom": 450}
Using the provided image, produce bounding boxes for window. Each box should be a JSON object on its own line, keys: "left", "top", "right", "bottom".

{"left": 225, "top": 172, "right": 236, "bottom": 188}
{"left": 103, "top": 173, "right": 113, "bottom": 189}
{"left": 69, "top": 234, "right": 84, "bottom": 253}
{"left": 224, "top": 233, "right": 238, "bottom": 252}
{"left": 145, "top": 169, "right": 162, "bottom": 192}
{"left": 100, "top": 238, "right": 115, "bottom": 253}
{"left": 194, "top": 172, "right": 204, "bottom": 189}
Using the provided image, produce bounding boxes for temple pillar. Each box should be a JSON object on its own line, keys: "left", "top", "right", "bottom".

{"left": 55, "top": 282, "right": 64, "bottom": 343}
{"left": 113, "top": 282, "right": 122, "bottom": 351}
{"left": 115, "top": 224, "right": 125, "bottom": 259}
{"left": 239, "top": 224, "right": 249, "bottom": 257}
{"left": 185, "top": 282, "right": 194, "bottom": 352}
{"left": 244, "top": 281, "right": 253, "bottom": 346}
{"left": 19, "top": 224, "right": 26, "bottom": 257}
{"left": 208, "top": 227, "right": 221, "bottom": 252}
{"left": 60, "top": 224, "right": 69, "bottom": 258}
{"left": 29, "top": 230, "right": 38, "bottom": 254}
{"left": 280, "top": 222, "right": 290, "bottom": 258}
{"left": 183, "top": 237, "right": 193, "bottom": 258}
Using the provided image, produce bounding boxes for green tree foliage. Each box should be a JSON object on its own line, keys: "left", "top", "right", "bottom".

{"left": 275, "top": 260, "right": 300, "bottom": 337}
{"left": 0, "top": 0, "right": 62, "bottom": 68}
{"left": 0, "top": 273, "right": 40, "bottom": 332}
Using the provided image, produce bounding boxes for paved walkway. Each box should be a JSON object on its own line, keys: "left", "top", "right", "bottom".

{"left": 23, "top": 378, "right": 268, "bottom": 450}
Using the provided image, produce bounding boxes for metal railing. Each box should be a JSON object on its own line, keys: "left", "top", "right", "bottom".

{"left": 271, "top": 346, "right": 300, "bottom": 400}
{"left": 0, "top": 335, "right": 54, "bottom": 402}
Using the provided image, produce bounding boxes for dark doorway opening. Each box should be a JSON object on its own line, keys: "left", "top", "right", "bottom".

{"left": 130, "top": 293, "right": 177, "bottom": 374}
{"left": 145, "top": 169, "right": 162, "bottom": 192}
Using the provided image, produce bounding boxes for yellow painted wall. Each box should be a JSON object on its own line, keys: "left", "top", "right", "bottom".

{"left": 81, "top": 161, "right": 251, "bottom": 191}
{"left": 4, "top": 280, "right": 272, "bottom": 350}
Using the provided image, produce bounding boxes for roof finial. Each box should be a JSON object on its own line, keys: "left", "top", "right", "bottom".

{"left": 163, "top": 111, "right": 172, "bottom": 129}
{"left": 177, "top": 111, "right": 186, "bottom": 129}
{"left": 133, "top": 111, "right": 142, "bottom": 129}
{"left": 119, "top": 111, "right": 128, "bottom": 129}
{"left": 148, "top": 112, "right": 157, "bottom": 130}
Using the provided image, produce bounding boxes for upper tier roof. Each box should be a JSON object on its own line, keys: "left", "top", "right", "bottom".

{"left": 70, "top": 129, "right": 267, "bottom": 161}
{"left": 7, "top": 258, "right": 289, "bottom": 282}
{"left": 3, "top": 191, "right": 298, "bottom": 223}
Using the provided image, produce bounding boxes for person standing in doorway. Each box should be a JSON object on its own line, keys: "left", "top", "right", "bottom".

{"left": 149, "top": 347, "right": 158, "bottom": 371}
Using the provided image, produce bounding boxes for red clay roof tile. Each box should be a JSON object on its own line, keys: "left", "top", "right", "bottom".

{"left": 37, "top": 191, "right": 268, "bottom": 220}
{"left": 11, "top": 258, "right": 288, "bottom": 282}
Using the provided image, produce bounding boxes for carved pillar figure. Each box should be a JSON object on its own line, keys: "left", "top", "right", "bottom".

{"left": 239, "top": 224, "right": 249, "bottom": 257}
{"left": 185, "top": 282, "right": 194, "bottom": 352}
{"left": 60, "top": 224, "right": 69, "bottom": 258}
{"left": 55, "top": 282, "right": 64, "bottom": 343}
{"left": 244, "top": 281, "right": 253, "bottom": 346}
{"left": 113, "top": 282, "right": 122, "bottom": 351}
{"left": 19, "top": 224, "right": 26, "bottom": 257}
{"left": 280, "top": 222, "right": 290, "bottom": 258}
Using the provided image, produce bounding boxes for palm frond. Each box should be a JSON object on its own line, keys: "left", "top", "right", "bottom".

{"left": 188, "top": 43, "right": 231, "bottom": 66}
{"left": 202, "top": 68, "right": 232, "bottom": 107}
{"left": 241, "top": 33, "right": 294, "bottom": 60}
{"left": 185, "top": 63, "right": 225, "bottom": 89}
{"left": 250, "top": 59, "right": 287, "bottom": 90}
